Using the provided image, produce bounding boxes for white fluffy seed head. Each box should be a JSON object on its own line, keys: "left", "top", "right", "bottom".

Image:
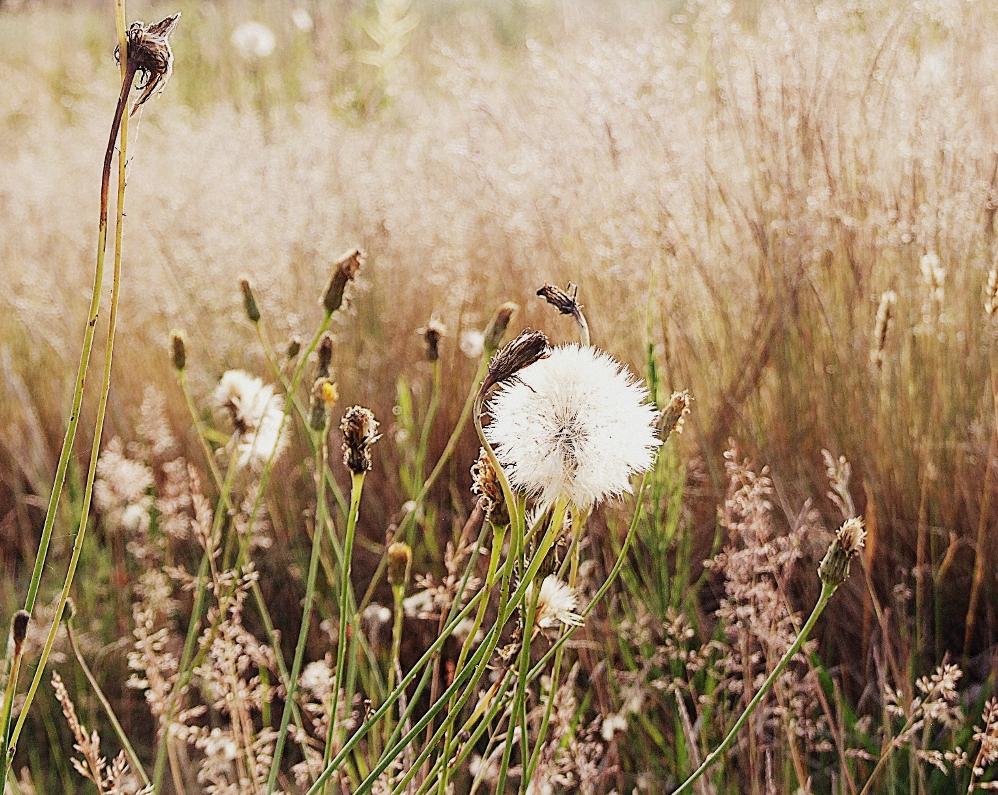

{"left": 528, "top": 575, "right": 584, "bottom": 630}
{"left": 484, "top": 344, "right": 660, "bottom": 508}
{"left": 213, "top": 370, "right": 288, "bottom": 470}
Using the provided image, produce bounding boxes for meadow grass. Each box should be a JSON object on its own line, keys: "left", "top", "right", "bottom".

{"left": 0, "top": 0, "right": 997, "bottom": 792}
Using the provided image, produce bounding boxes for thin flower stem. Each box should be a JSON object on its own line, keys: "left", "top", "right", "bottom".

{"left": 673, "top": 580, "right": 837, "bottom": 795}
{"left": 5, "top": 15, "right": 135, "bottom": 765}
{"left": 66, "top": 620, "right": 150, "bottom": 788}
{"left": 267, "top": 430, "right": 329, "bottom": 791}
{"left": 321, "top": 471, "right": 365, "bottom": 784}
{"left": 524, "top": 509, "right": 586, "bottom": 784}
{"left": 383, "top": 582, "right": 405, "bottom": 746}
{"left": 343, "top": 520, "right": 559, "bottom": 795}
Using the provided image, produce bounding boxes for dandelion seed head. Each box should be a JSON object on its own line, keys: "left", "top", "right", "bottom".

{"left": 213, "top": 370, "right": 288, "bottom": 470}
{"left": 485, "top": 344, "right": 659, "bottom": 508}
{"left": 460, "top": 329, "right": 485, "bottom": 359}
{"left": 231, "top": 21, "right": 276, "bottom": 59}
{"left": 528, "top": 575, "right": 583, "bottom": 630}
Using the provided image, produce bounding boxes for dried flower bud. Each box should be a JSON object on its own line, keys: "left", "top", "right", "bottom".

{"left": 11, "top": 610, "right": 29, "bottom": 654}
{"left": 483, "top": 302, "right": 519, "bottom": 353}
{"left": 322, "top": 248, "right": 365, "bottom": 315}
{"left": 64, "top": 598, "right": 77, "bottom": 624}
{"left": 482, "top": 329, "right": 549, "bottom": 394}
{"left": 419, "top": 319, "right": 446, "bottom": 362}
{"left": 170, "top": 330, "right": 186, "bottom": 371}
{"left": 341, "top": 406, "right": 380, "bottom": 474}
{"left": 818, "top": 517, "right": 866, "bottom": 588}
{"left": 658, "top": 390, "right": 692, "bottom": 440}
{"left": 117, "top": 13, "right": 181, "bottom": 116}
{"left": 387, "top": 541, "right": 412, "bottom": 588}
{"left": 309, "top": 377, "right": 339, "bottom": 431}
{"left": 537, "top": 282, "right": 582, "bottom": 318}
{"left": 240, "top": 277, "right": 261, "bottom": 323}
{"left": 286, "top": 336, "right": 302, "bottom": 360}
{"left": 317, "top": 333, "right": 333, "bottom": 378}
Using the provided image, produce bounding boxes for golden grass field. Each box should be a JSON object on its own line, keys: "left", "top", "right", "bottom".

{"left": 0, "top": 0, "right": 997, "bottom": 792}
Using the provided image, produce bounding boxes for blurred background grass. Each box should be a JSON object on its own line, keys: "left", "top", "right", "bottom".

{"left": 1, "top": 0, "right": 997, "bottom": 790}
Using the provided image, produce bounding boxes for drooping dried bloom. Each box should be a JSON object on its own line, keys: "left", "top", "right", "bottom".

{"left": 527, "top": 575, "right": 583, "bottom": 630}
{"left": 340, "top": 406, "right": 380, "bottom": 474}
{"left": 818, "top": 517, "right": 866, "bottom": 588}
{"left": 213, "top": 370, "right": 289, "bottom": 469}
{"left": 11, "top": 610, "right": 29, "bottom": 655}
{"left": 658, "top": 390, "right": 692, "bottom": 440}
{"left": 870, "top": 290, "right": 897, "bottom": 368}
{"left": 483, "top": 301, "right": 519, "bottom": 353}
{"left": 481, "top": 329, "right": 550, "bottom": 394}
{"left": 239, "top": 277, "right": 261, "bottom": 323}
{"left": 986, "top": 269, "right": 998, "bottom": 317}
{"left": 471, "top": 448, "right": 502, "bottom": 506}
{"left": 387, "top": 542, "right": 412, "bottom": 588}
{"left": 418, "top": 318, "right": 446, "bottom": 361}
{"left": 170, "top": 330, "right": 186, "bottom": 371}
{"left": 485, "top": 344, "right": 660, "bottom": 508}
{"left": 537, "top": 281, "right": 584, "bottom": 320}
{"left": 317, "top": 333, "right": 333, "bottom": 378}
{"left": 322, "top": 248, "right": 365, "bottom": 315}
{"left": 117, "top": 14, "right": 181, "bottom": 116}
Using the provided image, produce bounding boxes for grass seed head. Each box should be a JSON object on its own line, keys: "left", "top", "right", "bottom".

{"left": 11, "top": 609, "right": 29, "bottom": 654}
{"left": 387, "top": 542, "right": 412, "bottom": 588}
{"left": 658, "top": 390, "right": 692, "bottom": 440}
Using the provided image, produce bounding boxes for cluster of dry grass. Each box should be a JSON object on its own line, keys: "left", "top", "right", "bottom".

{"left": 1, "top": 0, "right": 998, "bottom": 792}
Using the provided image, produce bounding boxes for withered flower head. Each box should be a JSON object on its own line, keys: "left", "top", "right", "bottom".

{"left": 286, "top": 335, "right": 302, "bottom": 360}
{"left": 170, "top": 330, "right": 186, "bottom": 371}
{"left": 240, "top": 277, "right": 261, "bottom": 323}
{"left": 322, "top": 248, "right": 365, "bottom": 315}
{"left": 471, "top": 447, "right": 507, "bottom": 523}
{"left": 387, "top": 542, "right": 412, "bottom": 588}
{"left": 658, "top": 390, "right": 692, "bottom": 440}
{"left": 11, "top": 610, "right": 30, "bottom": 654}
{"left": 481, "top": 329, "right": 549, "bottom": 394}
{"left": 818, "top": 517, "right": 866, "bottom": 588}
{"left": 117, "top": 13, "right": 181, "bottom": 116}
{"left": 340, "top": 406, "right": 380, "bottom": 474}
{"left": 316, "top": 333, "right": 334, "bottom": 378}
{"left": 309, "top": 377, "right": 339, "bottom": 431}
{"left": 418, "top": 319, "right": 447, "bottom": 362}
{"left": 537, "top": 282, "right": 582, "bottom": 319}
{"left": 483, "top": 302, "right": 519, "bottom": 353}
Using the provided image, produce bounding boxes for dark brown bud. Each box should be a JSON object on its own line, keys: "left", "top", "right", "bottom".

{"left": 322, "top": 248, "right": 365, "bottom": 315}
{"left": 658, "top": 390, "right": 692, "bottom": 440}
{"left": 387, "top": 542, "right": 412, "bottom": 588}
{"left": 341, "top": 406, "right": 380, "bottom": 474}
{"left": 240, "top": 277, "right": 261, "bottom": 323}
{"left": 170, "top": 330, "right": 186, "bottom": 371}
{"left": 537, "top": 282, "right": 582, "bottom": 318}
{"left": 483, "top": 302, "right": 519, "bottom": 353}
{"left": 317, "top": 333, "right": 333, "bottom": 379}
{"left": 482, "top": 329, "right": 549, "bottom": 394}
{"left": 11, "top": 610, "right": 29, "bottom": 654}
{"left": 117, "top": 13, "right": 181, "bottom": 116}
{"left": 286, "top": 336, "right": 302, "bottom": 360}
{"left": 818, "top": 518, "right": 866, "bottom": 588}
{"left": 419, "top": 319, "right": 446, "bottom": 362}
{"left": 309, "top": 378, "right": 339, "bottom": 431}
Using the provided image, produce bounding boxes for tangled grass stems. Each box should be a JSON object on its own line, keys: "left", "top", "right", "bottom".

{"left": 3, "top": 4, "right": 136, "bottom": 776}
